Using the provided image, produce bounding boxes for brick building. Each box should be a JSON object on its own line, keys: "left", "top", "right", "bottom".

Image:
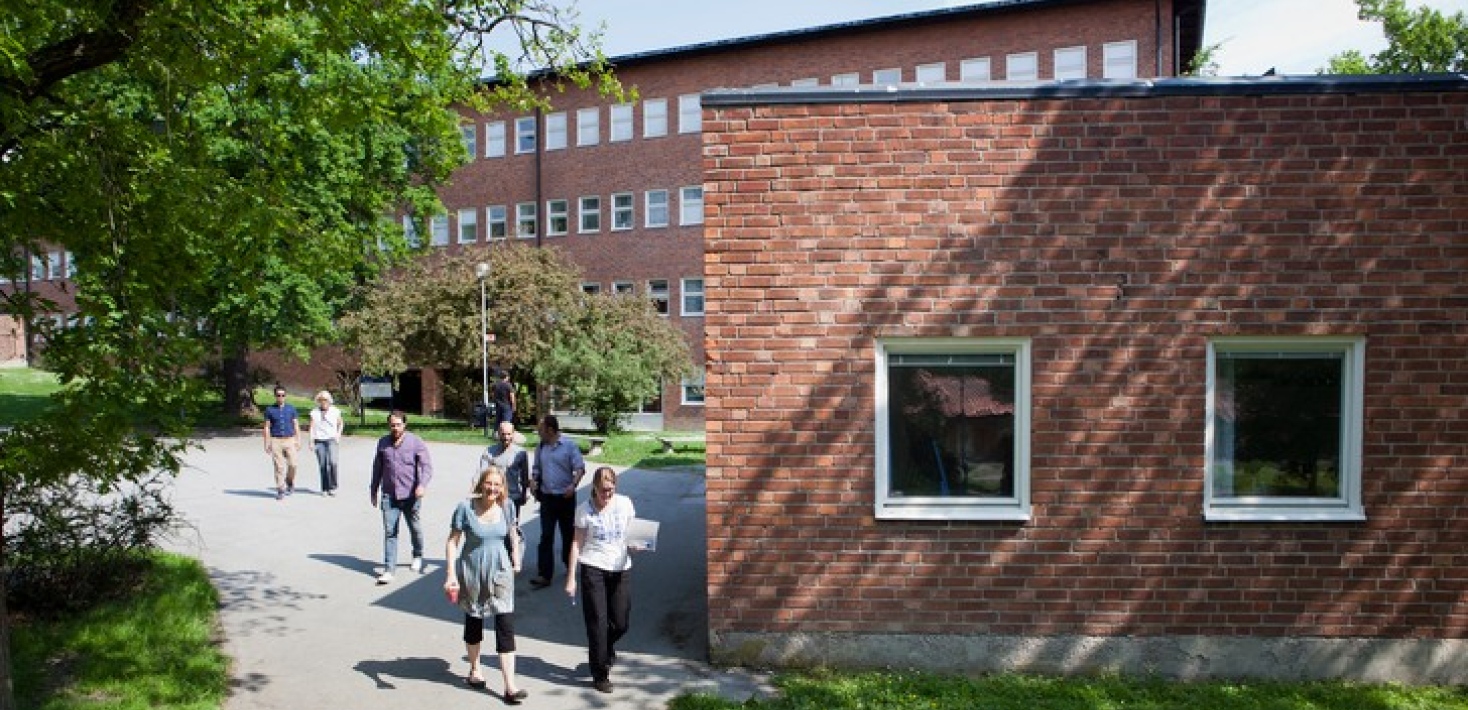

{"left": 402, "top": 0, "right": 1204, "bottom": 427}
{"left": 700, "top": 74, "right": 1468, "bottom": 682}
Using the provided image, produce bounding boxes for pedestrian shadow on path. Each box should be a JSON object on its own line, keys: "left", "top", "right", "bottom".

{"left": 352, "top": 656, "right": 453, "bottom": 690}
{"left": 308, "top": 552, "right": 386, "bottom": 577}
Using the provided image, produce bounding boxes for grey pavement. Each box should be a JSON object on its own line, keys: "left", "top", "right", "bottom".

{"left": 164, "top": 430, "right": 770, "bottom": 710}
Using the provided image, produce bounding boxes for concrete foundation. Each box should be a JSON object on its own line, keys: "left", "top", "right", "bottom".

{"left": 710, "top": 631, "right": 1468, "bottom": 685}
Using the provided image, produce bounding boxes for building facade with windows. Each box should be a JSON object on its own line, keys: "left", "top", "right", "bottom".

{"left": 700, "top": 75, "right": 1468, "bottom": 681}
{"left": 408, "top": 0, "right": 1204, "bottom": 428}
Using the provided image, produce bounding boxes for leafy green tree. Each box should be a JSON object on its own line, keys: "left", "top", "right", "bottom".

{"left": 534, "top": 292, "right": 694, "bottom": 434}
{"left": 1324, "top": 0, "right": 1468, "bottom": 73}
{"left": 0, "top": 3, "right": 615, "bottom": 708}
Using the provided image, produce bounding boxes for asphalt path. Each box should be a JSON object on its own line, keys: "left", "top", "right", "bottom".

{"left": 164, "top": 430, "right": 769, "bottom": 710}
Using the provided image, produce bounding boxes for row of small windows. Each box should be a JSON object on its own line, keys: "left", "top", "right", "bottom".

{"left": 876, "top": 335, "right": 1364, "bottom": 524}
{"left": 406, "top": 187, "right": 703, "bottom": 246}
{"left": 466, "top": 40, "right": 1138, "bottom": 157}
{"left": 0, "top": 251, "right": 75, "bottom": 284}
{"left": 577, "top": 277, "right": 705, "bottom": 318}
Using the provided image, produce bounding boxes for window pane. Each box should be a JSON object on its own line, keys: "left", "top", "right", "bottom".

{"left": 888, "top": 358, "right": 1016, "bottom": 499}
{"left": 1212, "top": 354, "right": 1343, "bottom": 499}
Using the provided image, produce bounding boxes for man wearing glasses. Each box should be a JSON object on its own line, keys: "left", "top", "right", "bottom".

{"left": 262, "top": 386, "right": 301, "bottom": 501}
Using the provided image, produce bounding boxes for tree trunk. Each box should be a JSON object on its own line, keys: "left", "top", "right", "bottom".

{"left": 222, "top": 347, "right": 258, "bottom": 418}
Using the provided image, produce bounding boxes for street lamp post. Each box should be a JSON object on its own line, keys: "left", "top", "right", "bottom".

{"left": 476, "top": 261, "right": 491, "bottom": 437}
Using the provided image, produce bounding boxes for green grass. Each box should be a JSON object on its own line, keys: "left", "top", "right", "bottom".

{"left": 11, "top": 552, "right": 229, "bottom": 710}
{"left": 671, "top": 669, "right": 1468, "bottom": 710}
{"left": 0, "top": 367, "right": 61, "bottom": 424}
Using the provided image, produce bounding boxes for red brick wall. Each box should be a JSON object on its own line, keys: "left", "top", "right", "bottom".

{"left": 703, "top": 89, "right": 1468, "bottom": 643}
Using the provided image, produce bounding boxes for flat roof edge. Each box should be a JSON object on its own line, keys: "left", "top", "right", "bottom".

{"left": 699, "top": 74, "right": 1468, "bottom": 106}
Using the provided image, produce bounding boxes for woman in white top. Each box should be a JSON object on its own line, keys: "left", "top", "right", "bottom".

{"left": 307, "top": 390, "right": 344, "bottom": 495}
{"left": 564, "top": 466, "right": 635, "bottom": 694}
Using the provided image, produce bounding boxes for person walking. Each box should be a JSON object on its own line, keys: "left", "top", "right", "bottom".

{"left": 485, "top": 421, "right": 530, "bottom": 517}
{"left": 370, "top": 410, "right": 434, "bottom": 584}
{"left": 565, "top": 466, "right": 636, "bottom": 694}
{"left": 444, "top": 465, "right": 527, "bottom": 705}
{"left": 308, "top": 390, "right": 345, "bottom": 496}
{"left": 491, "top": 369, "right": 517, "bottom": 427}
{"left": 528, "top": 415, "right": 584, "bottom": 589}
{"left": 262, "top": 386, "right": 301, "bottom": 500}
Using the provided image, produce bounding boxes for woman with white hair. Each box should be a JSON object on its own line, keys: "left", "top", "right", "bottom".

{"left": 308, "top": 390, "right": 345, "bottom": 495}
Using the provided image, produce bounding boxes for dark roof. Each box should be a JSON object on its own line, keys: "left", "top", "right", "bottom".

{"left": 699, "top": 72, "right": 1468, "bottom": 106}
{"left": 522, "top": 0, "right": 1206, "bottom": 80}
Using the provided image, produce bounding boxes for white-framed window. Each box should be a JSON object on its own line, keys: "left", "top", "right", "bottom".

{"left": 545, "top": 112, "right": 567, "bottom": 150}
{"left": 679, "top": 186, "right": 704, "bottom": 226}
{"left": 915, "top": 62, "right": 946, "bottom": 83}
{"left": 1205, "top": 337, "right": 1366, "bottom": 522}
{"left": 487, "top": 205, "right": 508, "bottom": 240}
{"left": 46, "top": 250, "right": 64, "bottom": 280}
{"left": 514, "top": 116, "right": 537, "bottom": 154}
{"left": 30, "top": 253, "right": 46, "bottom": 280}
{"left": 612, "top": 280, "right": 634, "bottom": 295}
{"left": 610, "top": 103, "right": 633, "bottom": 142}
{"left": 515, "top": 202, "right": 537, "bottom": 238}
{"left": 457, "top": 208, "right": 478, "bottom": 244}
{"left": 402, "top": 215, "right": 420, "bottom": 248}
{"left": 876, "top": 337, "right": 1032, "bottom": 521}
{"left": 643, "top": 98, "right": 667, "bottom": 138}
{"left": 831, "top": 72, "right": 860, "bottom": 86}
{"left": 460, "top": 125, "right": 477, "bottom": 160}
{"left": 486, "top": 121, "right": 506, "bottom": 157}
{"left": 64, "top": 251, "right": 76, "bottom": 278}
{"left": 1103, "top": 40, "right": 1138, "bottom": 79}
{"left": 581, "top": 282, "right": 601, "bottom": 295}
{"left": 681, "top": 373, "right": 706, "bottom": 405}
{"left": 430, "top": 215, "right": 450, "bottom": 247}
{"left": 1054, "top": 46, "right": 1087, "bottom": 79}
{"left": 645, "top": 190, "right": 669, "bottom": 228}
{"left": 647, "top": 279, "right": 669, "bottom": 315}
{"left": 546, "top": 199, "right": 569, "bottom": 236}
{"left": 790, "top": 77, "right": 820, "bottom": 87}
{"left": 611, "top": 192, "right": 634, "bottom": 230}
{"left": 578, "top": 196, "right": 601, "bottom": 233}
{"left": 750, "top": 82, "right": 779, "bottom": 90}
{"left": 960, "top": 57, "right": 992, "bottom": 81}
{"left": 872, "top": 67, "right": 902, "bottom": 84}
{"left": 1006, "top": 52, "right": 1038, "bottom": 81}
{"left": 677, "top": 94, "right": 701, "bottom": 134}
{"left": 577, "top": 107, "right": 600, "bottom": 146}
{"left": 680, "top": 278, "right": 705, "bottom": 316}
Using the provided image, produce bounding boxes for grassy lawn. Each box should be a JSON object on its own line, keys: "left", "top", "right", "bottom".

{"left": 671, "top": 669, "right": 1468, "bottom": 710}
{"left": 11, "top": 552, "right": 229, "bottom": 710}
{"left": 0, "top": 367, "right": 60, "bottom": 424}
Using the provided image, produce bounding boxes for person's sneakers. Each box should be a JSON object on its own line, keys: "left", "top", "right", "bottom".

{"left": 375, "top": 571, "right": 394, "bottom": 584}
{"left": 286, "top": 483, "right": 294, "bottom": 495}
{"left": 608, "top": 647, "right": 617, "bottom": 666}
{"left": 409, "top": 557, "right": 424, "bottom": 573}
{"left": 276, "top": 488, "right": 285, "bottom": 501}
{"left": 528, "top": 576, "right": 551, "bottom": 589}
{"left": 592, "top": 679, "right": 613, "bottom": 694}
{"left": 325, "top": 489, "right": 336, "bottom": 497}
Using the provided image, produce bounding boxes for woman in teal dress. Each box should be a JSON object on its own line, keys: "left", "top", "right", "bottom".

{"left": 444, "top": 465, "right": 527, "bottom": 704}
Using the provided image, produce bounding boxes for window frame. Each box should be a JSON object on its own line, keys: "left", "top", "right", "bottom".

{"left": 577, "top": 107, "right": 600, "bottom": 146}
{"left": 1204, "top": 336, "right": 1366, "bottom": 523}
{"left": 514, "top": 116, "right": 537, "bottom": 154}
{"left": 460, "top": 125, "right": 477, "bottom": 160}
{"left": 960, "top": 57, "right": 992, "bottom": 81}
{"left": 872, "top": 67, "right": 902, "bottom": 85}
{"left": 610, "top": 103, "right": 633, "bottom": 142}
{"left": 457, "top": 208, "right": 478, "bottom": 244}
{"left": 643, "top": 98, "right": 668, "bottom": 138}
{"left": 546, "top": 199, "right": 569, "bottom": 236}
{"left": 485, "top": 121, "right": 506, "bottom": 157}
{"left": 515, "top": 202, "right": 537, "bottom": 239}
{"left": 611, "top": 192, "right": 634, "bottom": 231}
{"left": 429, "top": 215, "right": 450, "bottom": 247}
{"left": 578, "top": 195, "right": 602, "bottom": 233}
{"left": 681, "top": 373, "right": 706, "bottom": 406}
{"left": 677, "top": 94, "right": 701, "bottom": 134}
{"left": 830, "top": 72, "right": 859, "bottom": 86}
{"left": 915, "top": 62, "right": 946, "bottom": 83}
{"left": 647, "top": 278, "right": 669, "bottom": 316}
{"left": 679, "top": 186, "right": 704, "bottom": 226}
{"left": 1006, "top": 52, "right": 1038, "bottom": 81}
{"left": 1103, "top": 40, "right": 1139, "bottom": 79}
{"left": 545, "top": 111, "right": 567, "bottom": 151}
{"left": 680, "top": 278, "right": 705, "bottom": 316}
{"left": 487, "top": 205, "right": 508, "bottom": 240}
{"left": 612, "top": 280, "right": 634, "bottom": 296}
{"left": 1053, "top": 45, "right": 1087, "bottom": 80}
{"left": 875, "top": 337, "right": 1032, "bottom": 521}
{"left": 645, "top": 189, "right": 669, "bottom": 228}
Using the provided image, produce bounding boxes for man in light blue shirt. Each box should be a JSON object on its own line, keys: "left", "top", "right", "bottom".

{"left": 529, "top": 415, "right": 584, "bottom": 588}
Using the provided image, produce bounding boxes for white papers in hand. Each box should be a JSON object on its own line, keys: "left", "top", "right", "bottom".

{"left": 627, "top": 518, "right": 660, "bottom": 552}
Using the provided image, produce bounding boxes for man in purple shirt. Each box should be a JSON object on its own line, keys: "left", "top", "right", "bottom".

{"left": 370, "top": 410, "right": 434, "bottom": 584}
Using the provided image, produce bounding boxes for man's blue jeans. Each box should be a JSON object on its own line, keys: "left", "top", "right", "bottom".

{"left": 380, "top": 496, "right": 423, "bottom": 571}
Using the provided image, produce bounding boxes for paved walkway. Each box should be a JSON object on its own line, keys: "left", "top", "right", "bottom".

{"left": 165, "top": 431, "right": 769, "bottom": 709}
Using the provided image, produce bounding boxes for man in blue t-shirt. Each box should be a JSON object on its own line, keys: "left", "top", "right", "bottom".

{"left": 262, "top": 386, "right": 301, "bottom": 500}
